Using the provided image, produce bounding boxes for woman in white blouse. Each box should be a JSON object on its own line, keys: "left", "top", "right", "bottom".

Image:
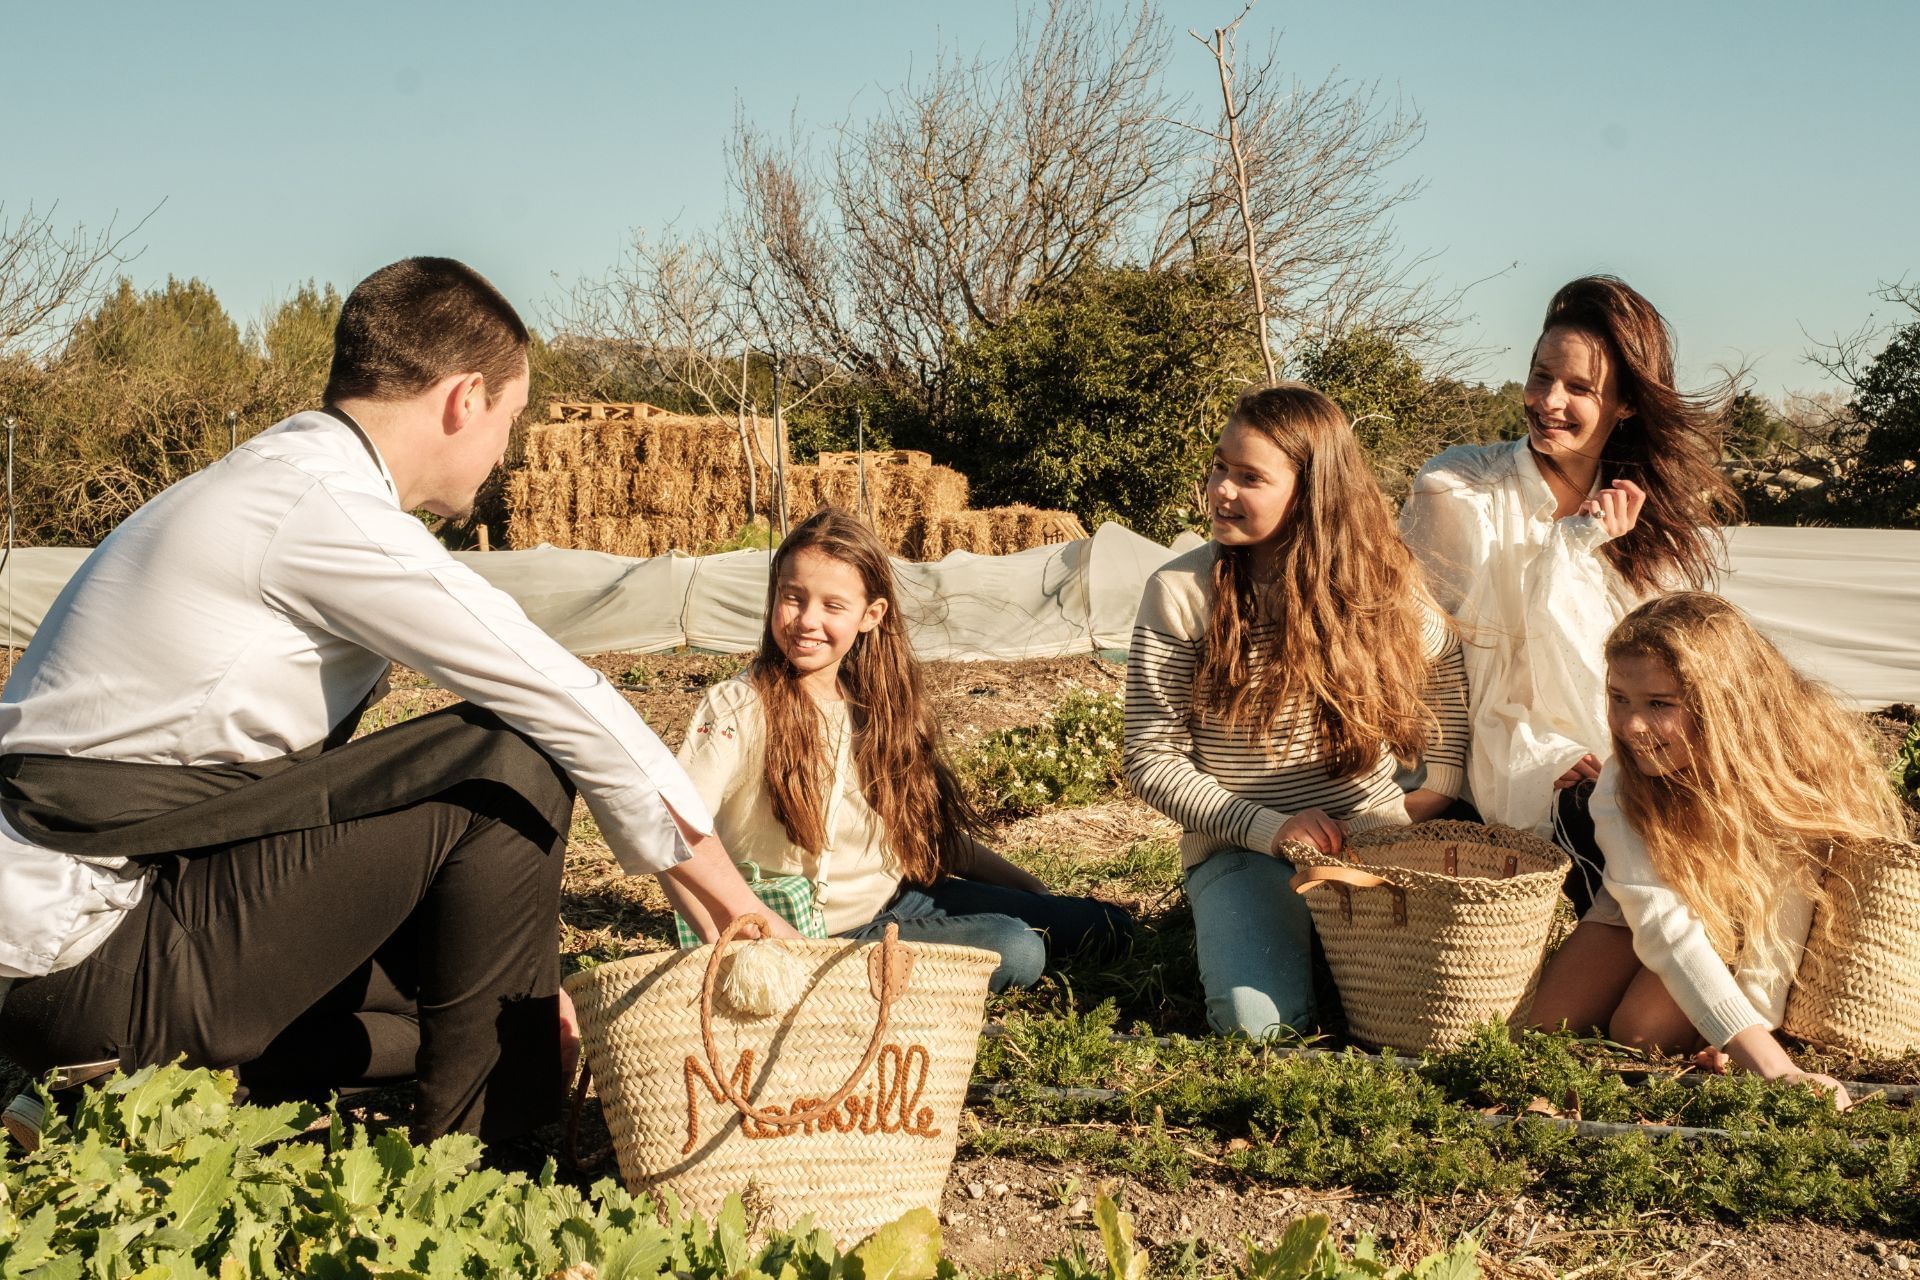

{"left": 1399, "top": 276, "right": 1739, "bottom": 907}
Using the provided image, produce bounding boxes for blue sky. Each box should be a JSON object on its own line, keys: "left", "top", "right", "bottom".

{"left": 7, "top": 0, "right": 1915, "bottom": 396}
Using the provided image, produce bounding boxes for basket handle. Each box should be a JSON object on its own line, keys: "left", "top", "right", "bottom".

{"left": 696, "top": 912, "right": 910, "bottom": 1129}
{"left": 1290, "top": 865, "right": 1407, "bottom": 926}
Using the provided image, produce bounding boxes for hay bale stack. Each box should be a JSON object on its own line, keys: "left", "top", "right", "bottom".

{"left": 783, "top": 462, "right": 970, "bottom": 553}
{"left": 909, "top": 506, "right": 1088, "bottom": 559}
{"left": 505, "top": 402, "right": 1088, "bottom": 559}
{"left": 817, "top": 449, "right": 933, "bottom": 470}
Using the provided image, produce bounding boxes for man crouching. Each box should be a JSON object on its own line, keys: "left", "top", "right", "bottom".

{"left": 0, "top": 257, "right": 792, "bottom": 1146}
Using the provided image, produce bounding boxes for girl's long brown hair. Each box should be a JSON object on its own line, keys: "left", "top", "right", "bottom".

{"left": 1194, "top": 383, "right": 1457, "bottom": 777}
{"left": 1607, "top": 593, "right": 1906, "bottom": 967}
{"left": 1535, "top": 276, "right": 1742, "bottom": 595}
{"left": 751, "top": 507, "right": 979, "bottom": 883}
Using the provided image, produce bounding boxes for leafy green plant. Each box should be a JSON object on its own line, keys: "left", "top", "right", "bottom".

{"left": 685, "top": 654, "right": 750, "bottom": 690}
{"left": 968, "top": 1019, "right": 1920, "bottom": 1228}
{"left": 0, "top": 1063, "right": 1495, "bottom": 1279}
{"left": 965, "top": 689, "right": 1125, "bottom": 817}
{"left": 1891, "top": 720, "right": 1920, "bottom": 812}
{"left": 0, "top": 1061, "right": 952, "bottom": 1279}
{"left": 620, "top": 659, "right": 655, "bottom": 690}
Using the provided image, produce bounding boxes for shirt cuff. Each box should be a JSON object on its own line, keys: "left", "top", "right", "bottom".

{"left": 1346, "top": 808, "right": 1405, "bottom": 836}
{"left": 1420, "top": 761, "right": 1466, "bottom": 799}
{"left": 1562, "top": 512, "right": 1614, "bottom": 553}
{"left": 1246, "top": 807, "right": 1291, "bottom": 858}
{"left": 1698, "top": 993, "right": 1772, "bottom": 1051}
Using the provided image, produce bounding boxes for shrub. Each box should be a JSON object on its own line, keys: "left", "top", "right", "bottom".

{"left": 964, "top": 689, "right": 1125, "bottom": 816}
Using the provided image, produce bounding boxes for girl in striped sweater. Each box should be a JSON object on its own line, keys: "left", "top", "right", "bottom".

{"left": 1125, "top": 384, "right": 1471, "bottom": 1038}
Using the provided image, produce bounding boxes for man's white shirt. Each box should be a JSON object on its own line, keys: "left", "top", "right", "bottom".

{"left": 0, "top": 410, "right": 711, "bottom": 982}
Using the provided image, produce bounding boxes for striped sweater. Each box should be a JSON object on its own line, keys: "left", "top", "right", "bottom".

{"left": 1124, "top": 542, "right": 1470, "bottom": 870}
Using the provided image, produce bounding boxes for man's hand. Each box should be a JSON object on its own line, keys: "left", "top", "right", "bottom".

{"left": 1577, "top": 478, "right": 1647, "bottom": 540}
{"left": 1554, "top": 753, "right": 1602, "bottom": 791}
{"left": 1272, "top": 808, "right": 1346, "bottom": 856}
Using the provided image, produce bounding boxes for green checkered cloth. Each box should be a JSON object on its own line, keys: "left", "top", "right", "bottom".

{"left": 674, "top": 862, "right": 828, "bottom": 948}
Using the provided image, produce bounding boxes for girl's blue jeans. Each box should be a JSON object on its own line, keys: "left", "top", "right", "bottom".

{"left": 837, "top": 879, "right": 1137, "bottom": 993}
{"left": 1184, "top": 847, "right": 1316, "bottom": 1039}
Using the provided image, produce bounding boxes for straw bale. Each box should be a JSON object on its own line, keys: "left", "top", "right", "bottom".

{"left": 912, "top": 512, "right": 995, "bottom": 560}
{"left": 548, "top": 401, "right": 674, "bottom": 423}
{"left": 816, "top": 449, "right": 932, "bottom": 470}
{"left": 982, "top": 504, "right": 1089, "bottom": 552}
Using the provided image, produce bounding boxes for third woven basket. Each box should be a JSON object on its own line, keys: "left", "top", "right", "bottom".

{"left": 565, "top": 916, "right": 998, "bottom": 1245}
{"left": 1783, "top": 837, "right": 1920, "bottom": 1057}
{"left": 1289, "top": 820, "right": 1569, "bottom": 1054}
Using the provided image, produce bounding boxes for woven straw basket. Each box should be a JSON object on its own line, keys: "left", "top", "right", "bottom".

{"left": 1289, "top": 820, "right": 1569, "bottom": 1054}
{"left": 565, "top": 917, "right": 998, "bottom": 1245}
{"left": 1783, "top": 837, "right": 1920, "bottom": 1057}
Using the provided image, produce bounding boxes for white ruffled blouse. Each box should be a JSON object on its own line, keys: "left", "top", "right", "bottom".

{"left": 1399, "top": 440, "right": 1646, "bottom": 836}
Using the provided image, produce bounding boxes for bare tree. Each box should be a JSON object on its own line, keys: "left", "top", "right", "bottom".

{"left": 723, "top": 0, "right": 1178, "bottom": 399}
{"left": 573, "top": 1, "right": 1468, "bottom": 420}
{"left": 1191, "top": 7, "right": 1275, "bottom": 380}
{"left": 1158, "top": 26, "right": 1448, "bottom": 372}
{"left": 0, "top": 203, "right": 151, "bottom": 361}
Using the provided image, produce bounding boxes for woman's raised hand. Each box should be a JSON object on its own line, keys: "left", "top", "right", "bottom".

{"left": 1273, "top": 808, "right": 1347, "bottom": 856}
{"left": 1577, "top": 478, "right": 1647, "bottom": 539}
{"left": 1553, "top": 753, "right": 1603, "bottom": 791}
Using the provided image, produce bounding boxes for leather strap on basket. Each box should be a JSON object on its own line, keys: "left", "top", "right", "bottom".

{"left": 697, "top": 913, "right": 909, "bottom": 1128}
{"left": 1290, "top": 864, "right": 1407, "bottom": 926}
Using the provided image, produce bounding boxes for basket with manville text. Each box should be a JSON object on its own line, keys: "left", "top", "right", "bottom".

{"left": 1289, "top": 820, "right": 1569, "bottom": 1053}
{"left": 564, "top": 916, "right": 998, "bottom": 1244}
{"left": 1784, "top": 837, "right": 1920, "bottom": 1057}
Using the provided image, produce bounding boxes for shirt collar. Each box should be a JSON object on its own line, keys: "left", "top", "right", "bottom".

{"left": 318, "top": 406, "right": 399, "bottom": 501}
{"left": 1512, "top": 439, "right": 1601, "bottom": 519}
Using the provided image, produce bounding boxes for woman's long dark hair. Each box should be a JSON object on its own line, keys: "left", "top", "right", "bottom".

{"left": 1536, "top": 276, "right": 1741, "bottom": 594}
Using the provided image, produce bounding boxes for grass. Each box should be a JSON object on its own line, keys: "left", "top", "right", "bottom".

{"left": 969, "top": 1013, "right": 1920, "bottom": 1229}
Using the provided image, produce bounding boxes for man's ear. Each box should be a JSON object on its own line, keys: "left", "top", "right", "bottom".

{"left": 442, "top": 372, "right": 487, "bottom": 435}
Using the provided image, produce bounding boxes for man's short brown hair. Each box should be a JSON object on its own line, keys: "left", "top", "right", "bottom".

{"left": 324, "top": 257, "right": 529, "bottom": 405}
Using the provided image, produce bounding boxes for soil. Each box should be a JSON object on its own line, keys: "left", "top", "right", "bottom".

{"left": 937, "top": 1151, "right": 1910, "bottom": 1278}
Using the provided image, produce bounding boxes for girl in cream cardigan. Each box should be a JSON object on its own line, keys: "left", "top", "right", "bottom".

{"left": 1529, "top": 593, "right": 1907, "bottom": 1108}
{"left": 675, "top": 508, "right": 1134, "bottom": 991}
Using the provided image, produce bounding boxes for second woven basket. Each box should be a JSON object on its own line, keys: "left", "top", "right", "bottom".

{"left": 1783, "top": 837, "right": 1920, "bottom": 1057}
{"left": 1290, "top": 820, "right": 1569, "bottom": 1054}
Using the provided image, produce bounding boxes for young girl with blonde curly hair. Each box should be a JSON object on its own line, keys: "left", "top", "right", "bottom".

{"left": 674, "top": 507, "right": 1135, "bottom": 991}
{"left": 1530, "top": 592, "right": 1907, "bottom": 1107}
{"left": 1125, "top": 383, "right": 1471, "bottom": 1038}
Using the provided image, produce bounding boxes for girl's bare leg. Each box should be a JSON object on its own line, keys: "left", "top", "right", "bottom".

{"left": 1528, "top": 922, "right": 1640, "bottom": 1036}
{"left": 1608, "top": 965, "right": 1706, "bottom": 1055}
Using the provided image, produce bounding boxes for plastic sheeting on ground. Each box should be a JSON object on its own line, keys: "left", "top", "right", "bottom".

{"left": 0, "top": 523, "right": 1914, "bottom": 705}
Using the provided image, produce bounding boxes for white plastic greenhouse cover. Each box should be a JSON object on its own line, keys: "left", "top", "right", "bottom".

{"left": 0, "top": 523, "right": 1914, "bottom": 705}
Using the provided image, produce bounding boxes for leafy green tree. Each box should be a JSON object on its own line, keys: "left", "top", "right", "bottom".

{"left": 1842, "top": 295, "right": 1920, "bottom": 525}
{"left": 1292, "top": 328, "right": 1428, "bottom": 468}
{"left": 1724, "top": 391, "right": 1795, "bottom": 462}
{"left": 929, "top": 263, "right": 1263, "bottom": 542}
{"left": 1452, "top": 379, "right": 1528, "bottom": 443}
{"left": 256, "top": 280, "right": 341, "bottom": 412}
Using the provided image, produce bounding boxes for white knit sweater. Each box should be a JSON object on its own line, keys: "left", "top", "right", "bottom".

{"left": 1590, "top": 768, "right": 1813, "bottom": 1048}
